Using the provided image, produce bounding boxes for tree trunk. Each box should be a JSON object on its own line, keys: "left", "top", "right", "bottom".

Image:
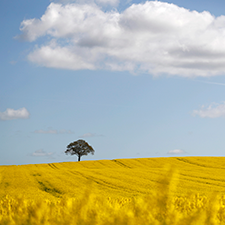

{"left": 78, "top": 155, "right": 81, "bottom": 162}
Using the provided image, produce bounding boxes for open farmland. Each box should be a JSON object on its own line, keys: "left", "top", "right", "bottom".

{"left": 1, "top": 157, "right": 225, "bottom": 224}
{"left": 1, "top": 157, "right": 225, "bottom": 199}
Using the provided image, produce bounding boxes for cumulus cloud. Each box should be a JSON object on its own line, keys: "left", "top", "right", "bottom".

{"left": 79, "top": 132, "right": 103, "bottom": 138}
{"left": 18, "top": 1, "right": 225, "bottom": 77}
{"left": 0, "top": 107, "right": 30, "bottom": 121}
{"left": 34, "top": 129, "right": 73, "bottom": 134}
{"left": 167, "top": 149, "right": 186, "bottom": 154}
{"left": 193, "top": 102, "right": 225, "bottom": 118}
{"left": 31, "top": 149, "right": 54, "bottom": 157}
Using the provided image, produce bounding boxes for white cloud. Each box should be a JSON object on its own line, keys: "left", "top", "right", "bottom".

{"left": 31, "top": 149, "right": 54, "bottom": 157}
{"left": 79, "top": 132, "right": 103, "bottom": 138}
{"left": 0, "top": 107, "right": 30, "bottom": 121}
{"left": 28, "top": 41, "right": 96, "bottom": 70}
{"left": 193, "top": 102, "right": 225, "bottom": 118}
{"left": 167, "top": 149, "right": 186, "bottom": 154}
{"left": 18, "top": 1, "right": 225, "bottom": 77}
{"left": 34, "top": 129, "right": 73, "bottom": 134}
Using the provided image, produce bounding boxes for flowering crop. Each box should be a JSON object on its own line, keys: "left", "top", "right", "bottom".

{"left": 1, "top": 157, "right": 225, "bottom": 224}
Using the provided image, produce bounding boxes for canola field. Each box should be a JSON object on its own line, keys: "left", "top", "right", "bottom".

{"left": 1, "top": 157, "right": 225, "bottom": 224}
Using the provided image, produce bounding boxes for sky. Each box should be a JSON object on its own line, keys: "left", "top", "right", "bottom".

{"left": 1, "top": 0, "right": 225, "bottom": 165}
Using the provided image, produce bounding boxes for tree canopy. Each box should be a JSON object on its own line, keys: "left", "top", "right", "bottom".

{"left": 65, "top": 139, "right": 94, "bottom": 161}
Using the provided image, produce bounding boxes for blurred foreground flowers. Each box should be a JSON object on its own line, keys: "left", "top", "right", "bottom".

{"left": 1, "top": 168, "right": 225, "bottom": 225}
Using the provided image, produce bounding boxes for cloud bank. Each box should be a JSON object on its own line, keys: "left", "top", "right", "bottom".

{"left": 0, "top": 107, "right": 30, "bottom": 121}
{"left": 167, "top": 149, "right": 186, "bottom": 154}
{"left": 18, "top": 1, "right": 225, "bottom": 77}
{"left": 193, "top": 103, "right": 225, "bottom": 118}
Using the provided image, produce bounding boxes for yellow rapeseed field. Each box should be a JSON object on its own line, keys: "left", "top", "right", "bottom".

{"left": 1, "top": 157, "right": 225, "bottom": 224}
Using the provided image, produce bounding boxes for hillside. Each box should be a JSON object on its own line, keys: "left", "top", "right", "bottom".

{"left": 1, "top": 157, "right": 225, "bottom": 200}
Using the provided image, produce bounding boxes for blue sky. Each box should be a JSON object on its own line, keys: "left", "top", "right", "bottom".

{"left": 1, "top": 0, "right": 225, "bottom": 165}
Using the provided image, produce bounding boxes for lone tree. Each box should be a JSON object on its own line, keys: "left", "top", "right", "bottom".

{"left": 65, "top": 139, "right": 95, "bottom": 162}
